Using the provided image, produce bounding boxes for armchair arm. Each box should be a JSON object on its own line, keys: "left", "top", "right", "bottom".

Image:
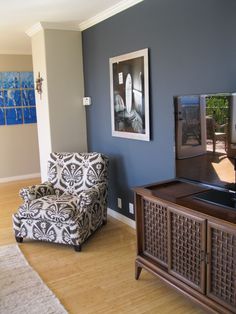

{"left": 19, "top": 181, "right": 55, "bottom": 202}
{"left": 76, "top": 182, "right": 107, "bottom": 213}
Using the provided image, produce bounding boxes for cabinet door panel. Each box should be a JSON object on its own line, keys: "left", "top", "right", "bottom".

{"left": 142, "top": 198, "right": 168, "bottom": 266}
{"left": 207, "top": 221, "right": 236, "bottom": 313}
{"left": 168, "top": 208, "right": 206, "bottom": 293}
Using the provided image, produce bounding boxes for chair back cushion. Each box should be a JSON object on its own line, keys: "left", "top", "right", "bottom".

{"left": 47, "top": 152, "right": 108, "bottom": 196}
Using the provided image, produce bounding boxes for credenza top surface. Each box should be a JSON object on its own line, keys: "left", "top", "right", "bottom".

{"left": 134, "top": 179, "right": 236, "bottom": 225}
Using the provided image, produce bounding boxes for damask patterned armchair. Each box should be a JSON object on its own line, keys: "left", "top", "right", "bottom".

{"left": 13, "top": 152, "right": 109, "bottom": 251}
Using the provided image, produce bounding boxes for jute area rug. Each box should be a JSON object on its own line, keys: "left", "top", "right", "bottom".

{"left": 0, "top": 244, "right": 67, "bottom": 314}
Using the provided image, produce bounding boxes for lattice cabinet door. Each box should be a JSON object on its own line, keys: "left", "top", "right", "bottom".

{"left": 142, "top": 198, "right": 168, "bottom": 267}
{"left": 168, "top": 208, "right": 206, "bottom": 293}
{"left": 207, "top": 221, "right": 236, "bottom": 313}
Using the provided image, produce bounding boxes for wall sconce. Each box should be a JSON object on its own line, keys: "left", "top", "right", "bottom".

{"left": 35, "top": 72, "right": 43, "bottom": 98}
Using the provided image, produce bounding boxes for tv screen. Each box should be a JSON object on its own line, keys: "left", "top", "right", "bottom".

{"left": 175, "top": 93, "right": 236, "bottom": 191}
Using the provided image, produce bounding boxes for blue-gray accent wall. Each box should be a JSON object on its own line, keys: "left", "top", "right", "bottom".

{"left": 82, "top": 0, "right": 236, "bottom": 219}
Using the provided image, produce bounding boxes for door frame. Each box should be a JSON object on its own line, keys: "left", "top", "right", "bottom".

{"left": 175, "top": 95, "right": 207, "bottom": 159}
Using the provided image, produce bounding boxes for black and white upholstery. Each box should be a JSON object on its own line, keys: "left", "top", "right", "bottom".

{"left": 13, "top": 152, "right": 109, "bottom": 251}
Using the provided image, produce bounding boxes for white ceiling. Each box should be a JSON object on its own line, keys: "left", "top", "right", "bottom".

{"left": 0, "top": 0, "right": 141, "bottom": 55}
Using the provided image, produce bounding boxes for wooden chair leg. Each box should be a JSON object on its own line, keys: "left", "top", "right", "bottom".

{"left": 213, "top": 138, "right": 216, "bottom": 153}
{"left": 135, "top": 263, "right": 142, "bottom": 280}
{"left": 15, "top": 236, "right": 23, "bottom": 243}
{"left": 74, "top": 244, "right": 82, "bottom": 252}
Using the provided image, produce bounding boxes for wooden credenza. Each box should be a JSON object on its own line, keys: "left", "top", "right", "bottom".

{"left": 134, "top": 179, "right": 236, "bottom": 314}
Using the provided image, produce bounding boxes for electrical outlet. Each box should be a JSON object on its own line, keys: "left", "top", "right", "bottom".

{"left": 129, "top": 203, "right": 134, "bottom": 214}
{"left": 83, "top": 97, "right": 91, "bottom": 106}
{"left": 117, "top": 198, "right": 122, "bottom": 209}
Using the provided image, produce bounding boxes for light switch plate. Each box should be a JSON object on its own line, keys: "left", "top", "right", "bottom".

{"left": 83, "top": 97, "right": 91, "bottom": 106}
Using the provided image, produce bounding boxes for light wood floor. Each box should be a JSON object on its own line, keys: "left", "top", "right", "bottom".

{"left": 0, "top": 179, "right": 207, "bottom": 314}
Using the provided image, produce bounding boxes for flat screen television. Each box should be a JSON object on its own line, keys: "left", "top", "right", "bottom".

{"left": 175, "top": 92, "right": 236, "bottom": 193}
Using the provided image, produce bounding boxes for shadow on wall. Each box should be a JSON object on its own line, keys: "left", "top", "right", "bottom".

{"left": 108, "top": 154, "right": 134, "bottom": 218}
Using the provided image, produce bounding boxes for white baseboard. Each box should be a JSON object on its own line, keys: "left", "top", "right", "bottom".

{"left": 108, "top": 207, "right": 136, "bottom": 229}
{"left": 0, "top": 173, "right": 41, "bottom": 183}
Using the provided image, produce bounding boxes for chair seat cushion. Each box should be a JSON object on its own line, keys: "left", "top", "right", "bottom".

{"left": 18, "top": 195, "right": 79, "bottom": 223}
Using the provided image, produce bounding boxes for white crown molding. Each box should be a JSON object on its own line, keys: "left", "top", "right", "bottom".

{"left": 79, "top": 0, "right": 144, "bottom": 31}
{"left": 26, "top": 22, "right": 80, "bottom": 37}
{"left": 108, "top": 207, "right": 136, "bottom": 229}
{"left": 26, "top": 0, "right": 144, "bottom": 36}
{"left": 41, "top": 22, "right": 79, "bottom": 31}
{"left": 26, "top": 22, "right": 43, "bottom": 37}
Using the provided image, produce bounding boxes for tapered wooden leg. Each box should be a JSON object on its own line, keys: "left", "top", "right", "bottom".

{"left": 135, "top": 263, "right": 142, "bottom": 280}
{"left": 15, "top": 236, "right": 23, "bottom": 243}
{"left": 74, "top": 244, "right": 82, "bottom": 252}
{"left": 213, "top": 139, "right": 216, "bottom": 153}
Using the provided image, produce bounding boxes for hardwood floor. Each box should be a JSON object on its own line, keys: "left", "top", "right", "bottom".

{"left": 0, "top": 179, "right": 207, "bottom": 314}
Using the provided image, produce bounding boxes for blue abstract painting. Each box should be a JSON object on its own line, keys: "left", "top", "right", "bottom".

{"left": 0, "top": 108, "right": 5, "bottom": 125}
{"left": 28, "top": 89, "right": 36, "bottom": 106}
{"left": 0, "top": 91, "right": 4, "bottom": 107}
{"left": 2, "top": 72, "right": 20, "bottom": 89}
{"left": 22, "top": 89, "right": 36, "bottom": 106}
{"left": 23, "top": 107, "right": 37, "bottom": 124}
{"left": 0, "top": 71, "right": 36, "bottom": 126}
{"left": 4, "top": 90, "right": 21, "bottom": 107}
{"left": 20, "top": 72, "right": 34, "bottom": 88}
{"left": 6, "top": 108, "right": 23, "bottom": 125}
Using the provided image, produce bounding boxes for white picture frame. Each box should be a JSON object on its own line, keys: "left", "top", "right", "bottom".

{"left": 109, "top": 48, "right": 150, "bottom": 141}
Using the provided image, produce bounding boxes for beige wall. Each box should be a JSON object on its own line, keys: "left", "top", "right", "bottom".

{"left": 31, "top": 29, "right": 87, "bottom": 180}
{"left": 32, "top": 31, "right": 52, "bottom": 180}
{"left": 45, "top": 30, "right": 87, "bottom": 154}
{"left": 0, "top": 55, "right": 40, "bottom": 180}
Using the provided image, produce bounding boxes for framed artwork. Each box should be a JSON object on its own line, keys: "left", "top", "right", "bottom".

{"left": 109, "top": 48, "right": 150, "bottom": 141}
{"left": 23, "top": 107, "right": 37, "bottom": 124}
{"left": 20, "top": 72, "right": 34, "bottom": 88}
{"left": 0, "top": 108, "right": 5, "bottom": 125}
{"left": 0, "top": 71, "right": 37, "bottom": 126}
{"left": 2, "top": 72, "right": 20, "bottom": 89}
{"left": 6, "top": 108, "right": 23, "bottom": 125}
{"left": 0, "top": 91, "right": 3, "bottom": 107}
{"left": 4, "top": 90, "right": 21, "bottom": 107}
